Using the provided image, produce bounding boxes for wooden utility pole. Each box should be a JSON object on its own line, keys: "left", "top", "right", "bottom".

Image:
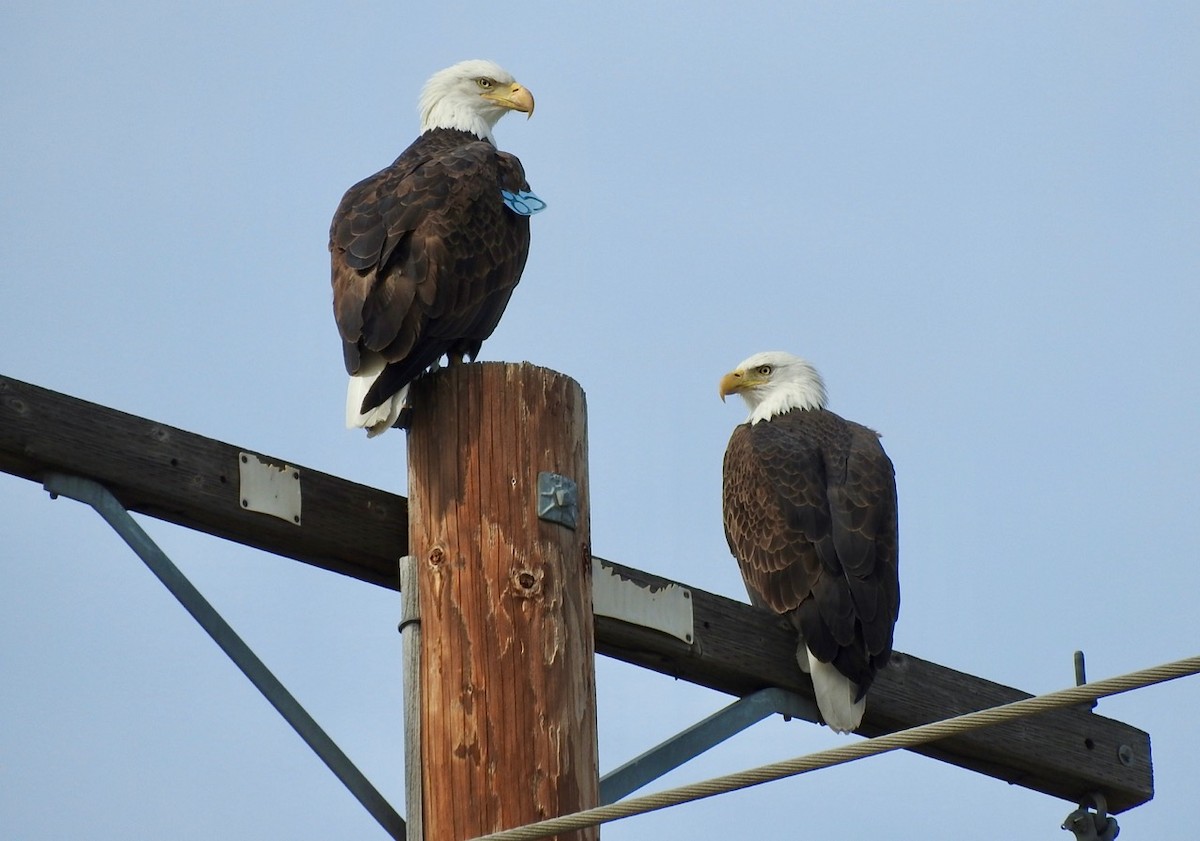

{"left": 406, "top": 363, "right": 599, "bottom": 840}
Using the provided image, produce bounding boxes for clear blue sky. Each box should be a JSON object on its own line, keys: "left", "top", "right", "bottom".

{"left": 2, "top": 3, "right": 1198, "bottom": 838}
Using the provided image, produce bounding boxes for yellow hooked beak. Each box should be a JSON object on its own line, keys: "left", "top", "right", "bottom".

{"left": 484, "top": 82, "right": 535, "bottom": 118}
{"left": 719, "top": 368, "right": 768, "bottom": 402}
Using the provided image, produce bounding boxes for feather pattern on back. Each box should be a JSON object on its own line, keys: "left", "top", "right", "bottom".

{"left": 330, "top": 128, "right": 531, "bottom": 429}
{"left": 723, "top": 405, "right": 899, "bottom": 732}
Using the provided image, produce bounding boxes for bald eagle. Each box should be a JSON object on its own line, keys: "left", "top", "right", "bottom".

{"left": 720, "top": 351, "right": 899, "bottom": 733}
{"left": 330, "top": 60, "right": 544, "bottom": 436}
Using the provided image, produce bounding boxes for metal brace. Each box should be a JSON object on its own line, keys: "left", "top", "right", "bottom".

{"left": 42, "top": 473, "right": 406, "bottom": 840}
{"left": 1062, "top": 792, "right": 1120, "bottom": 841}
{"left": 599, "top": 687, "right": 820, "bottom": 804}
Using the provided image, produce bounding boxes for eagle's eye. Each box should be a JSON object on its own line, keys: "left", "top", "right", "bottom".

{"left": 476, "top": 77, "right": 494, "bottom": 89}
{"left": 757, "top": 365, "right": 772, "bottom": 376}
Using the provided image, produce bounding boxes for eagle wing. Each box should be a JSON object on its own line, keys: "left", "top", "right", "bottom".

{"left": 330, "top": 134, "right": 532, "bottom": 413}
{"left": 722, "top": 412, "right": 898, "bottom": 691}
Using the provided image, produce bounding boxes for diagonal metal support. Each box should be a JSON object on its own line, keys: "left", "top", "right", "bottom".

{"left": 42, "top": 473, "right": 406, "bottom": 840}
{"left": 599, "top": 686, "right": 820, "bottom": 804}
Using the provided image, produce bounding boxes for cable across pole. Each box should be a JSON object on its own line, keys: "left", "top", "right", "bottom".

{"left": 470, "top": 654, "right": 1200, "bottom": 841}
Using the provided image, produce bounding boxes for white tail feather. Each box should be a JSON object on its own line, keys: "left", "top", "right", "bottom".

{"left": 345, "top": 358, "right": 408, "bottom": 437}
{"left": 802, "top": 646, "right": 865, "bottom": 734}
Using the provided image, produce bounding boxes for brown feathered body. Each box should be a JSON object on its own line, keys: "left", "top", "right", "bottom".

{"left": 722, "top": 407, "right": 900, "bottom": 710}
{"left": 330, "top": 127, "right": 532, "bottom": 417}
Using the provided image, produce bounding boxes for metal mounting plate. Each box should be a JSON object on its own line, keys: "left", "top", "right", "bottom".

{"left": 592, "top": 562, "right": 694, "bottom": 645}
{"left": 238, "top": 452, "right": 302, "bottom": 525}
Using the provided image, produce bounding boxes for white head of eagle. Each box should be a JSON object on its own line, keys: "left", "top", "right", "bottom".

{"left": 719, "top": 350, "right": 829, "bottom": 424}
{"left": 419, "top": 59, "right": 534, "bottom": 143}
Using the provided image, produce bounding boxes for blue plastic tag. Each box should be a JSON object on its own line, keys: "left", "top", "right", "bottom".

{"left": 501, "top": 189, "right": 547, "bottom": 216}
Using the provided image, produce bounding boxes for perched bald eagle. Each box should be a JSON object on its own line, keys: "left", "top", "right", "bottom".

{"left": 720, "top": 351, "right": 899, "bottom": 733}
{"left": 330, "top": 60, "right": 544, "bottom": 436}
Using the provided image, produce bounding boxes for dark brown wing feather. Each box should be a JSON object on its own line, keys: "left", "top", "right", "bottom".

{"left": 722, "top": 409, "right": 899, "bottom": 696}
{"left": 330, "top": 128, "right": 532, "bottom": 413}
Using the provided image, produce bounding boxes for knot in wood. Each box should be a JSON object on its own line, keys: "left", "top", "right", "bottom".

{"left": 511, "top": 567, "right": 543, "bottom": 598}
{"left": 428, "top": 546, "right": 445, "bottom": 566}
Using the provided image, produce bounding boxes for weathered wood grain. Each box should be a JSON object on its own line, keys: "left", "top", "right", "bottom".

{"left": 407, "top": 363, "right": 599, "bottom": 840}
{"left": 0, "top": 375, "right": 405, "bottom": 588}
